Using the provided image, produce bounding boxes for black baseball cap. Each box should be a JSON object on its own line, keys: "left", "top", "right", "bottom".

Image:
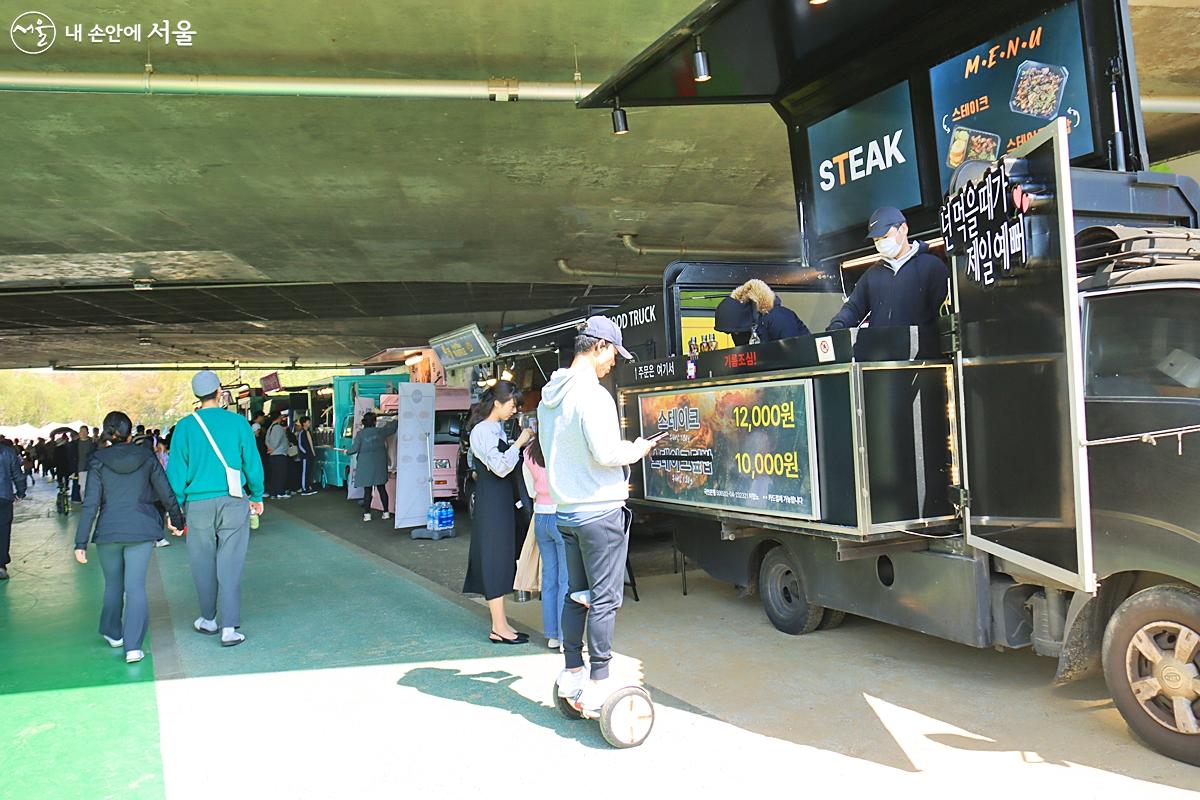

{"left": 581, "top": 316, "right": 633, "bottom": 360}
{"left": 867, "top": 206, "right": 906, "bottom": 239}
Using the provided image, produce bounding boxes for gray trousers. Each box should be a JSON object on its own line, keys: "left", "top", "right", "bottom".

{"left": 559, "top": 507, "right": 631, "bottom": 680}
{"left": 185, "top": 496, "right": 251, "bottom": 627}
{"left": 97, "top": 541, "right": 154, "bottom": 652}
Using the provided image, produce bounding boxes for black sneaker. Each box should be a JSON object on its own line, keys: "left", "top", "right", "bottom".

{"left": 300, "top": 490, "right": 317, "bottom": 496}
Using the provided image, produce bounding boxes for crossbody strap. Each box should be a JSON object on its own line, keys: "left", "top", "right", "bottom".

{"left": 191, "top": 412, "right": 233, "bottom": 471}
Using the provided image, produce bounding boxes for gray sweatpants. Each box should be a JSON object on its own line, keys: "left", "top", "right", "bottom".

{"left": 97, "top": 541, "right": 154, "bottom": 652}
{"left": 185, "top": 496, "right": 251, "bottom": 628}
{"left": 559, "top": 507, "right": 631, "bottom": 680}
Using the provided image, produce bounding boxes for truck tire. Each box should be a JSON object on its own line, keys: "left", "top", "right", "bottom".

{"left": 1101, "top": 584, "right": 1200, "bottom": 766}
{"left": 818, "top": 609, "right": 847, "bottom": 630}
{"left": 758, "top": 546, "right": 824, "bottom": 635}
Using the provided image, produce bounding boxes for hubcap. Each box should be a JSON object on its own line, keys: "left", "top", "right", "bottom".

{"left": 1126, "top": 620, "right": 1200, "bottom": 735}
{"left": 776, "top": 566, "right": 800, "bottom": 607}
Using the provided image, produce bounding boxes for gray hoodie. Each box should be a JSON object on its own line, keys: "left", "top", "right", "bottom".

{"left": 537, "top": 365, "right": 642, "bottom": 514}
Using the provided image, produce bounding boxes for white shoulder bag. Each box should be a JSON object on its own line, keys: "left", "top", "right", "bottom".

{"left": 191, "top": 412, "right": 244, "bottom": 498}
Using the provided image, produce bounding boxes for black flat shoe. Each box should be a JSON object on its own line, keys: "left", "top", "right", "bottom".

{"left": 489, "top": 631, "right": 529, "bottom": 645}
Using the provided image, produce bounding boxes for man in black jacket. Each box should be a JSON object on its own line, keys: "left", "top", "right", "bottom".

{"left": 1, "top": 439, "right": 29, "bottom": 580}
{"left": 828, "top": 206, "right": 950, "bottom": 331}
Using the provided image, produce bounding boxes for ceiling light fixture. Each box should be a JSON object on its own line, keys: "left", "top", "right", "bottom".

{"left": 692, "top": 36, "right": 711, "bottom": 82}
{"left": 404, "top": 354, "right": 424, "bottom": 367}
{"left": 132, "top": 280, "right": 153, "bottom": 291}
{"left": 809, "top": 0, "right": 828, "bottom": 5}
{"left": 137, "top": 336, "right": 152, "bottom": 346}
{"left": 611, "top": 96, "right": 629, "bottom": 135}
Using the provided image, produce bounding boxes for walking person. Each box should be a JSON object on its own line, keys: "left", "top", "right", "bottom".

{"left": 463, "top": 381, "right": 535, "bottom": 644}
{"left": 73, "top": 411, "right": 185, "bottom": 663}
{"left": 264, "top": 409, "right": 291, "bottom": 500}
{"left": 166, "top": 370, "right": 265, "bottom": 648}
{"left": 523, "top": 431, "right": 567, "bottom": 650}
{"left": 77, "top": 425, "right": 96, "bottom": 498}
{"left": 22, "top": 440, "right": 36, "bottom": 486}
{"left": 538, "top": 317, "right": 655, "bottom": 709}
{"left": 346, "top": 411, "right": 396, "bottom": 521}
{"left": 0, "top": 438, "right": 28, "bottom": 581}
{"left": 296, "top": 416, "right": 318, "bottom": 496}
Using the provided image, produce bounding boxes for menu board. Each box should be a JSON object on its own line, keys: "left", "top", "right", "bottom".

{"left": 638, "top": 379, "right": 820, "bottom": 520}
{"left": 807, "top": 81, "right": 922, "bottom": 236}
{"left": 429, "top": 324, "right": 495, "bottom": 369}
{"left": 929, "top": 1, "right": 1093, "bottom": 193}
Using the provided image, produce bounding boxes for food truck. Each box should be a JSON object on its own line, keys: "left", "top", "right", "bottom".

{"left": 586, "top": 0, "right": 1200, "bottom": 764}
{"left": 312, "top": 374, "right": 405, "bottom": 489}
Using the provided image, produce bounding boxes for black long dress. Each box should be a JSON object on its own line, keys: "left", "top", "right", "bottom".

{"left": 463, "top": 427, "right": 524, "bottom": 600}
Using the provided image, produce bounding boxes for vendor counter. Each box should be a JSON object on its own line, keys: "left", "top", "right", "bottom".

{"left": 616, "top": 325, "right": 958, "bottom": 541}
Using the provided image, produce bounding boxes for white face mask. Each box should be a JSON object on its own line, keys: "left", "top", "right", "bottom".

{"left": 875, "top": 234, "right": 903, "bottom": 259}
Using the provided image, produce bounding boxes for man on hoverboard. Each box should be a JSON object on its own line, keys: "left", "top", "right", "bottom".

{"left": 538, "top": 317, "right": 656, "bottom": 712}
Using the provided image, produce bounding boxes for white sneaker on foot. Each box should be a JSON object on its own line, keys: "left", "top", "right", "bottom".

{"left": 125, "top": 650, "right": 145, "bottom": 663}
{"left": 103, "top": 635, "right": 123, "bottom": 648}
{"left": 557, "top": 667, "right": 587, "bottom": 699}
{"left": 547, "top": 637, "right": 561, "bottom": 650}
{"left": 381, "top": 512, "right": 391, "bottom": 520}
{"left": 155, "top": 538, "right": 171, "bottom": 548}
{"left": 362, "top": 512, "right": 372, "bottom": 522}
{"left": 221, "top": 627, "right": 245, "bottom": 647}
{"left": 577, "top": 676, "right": 622, "bottom": 712}
{"left": 193, "top": 617, "right": 218, "bottom": 634}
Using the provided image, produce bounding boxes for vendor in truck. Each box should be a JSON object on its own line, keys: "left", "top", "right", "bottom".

{"left": 826, "top": 206, "right": 949, "bottom": 330}
{"left": 714, "top": 279, "right": 810, "bottom": 345}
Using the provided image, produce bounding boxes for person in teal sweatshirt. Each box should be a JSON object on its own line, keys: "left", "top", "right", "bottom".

{"left": 167, "top": 370, "right": 265, "bottom": 648}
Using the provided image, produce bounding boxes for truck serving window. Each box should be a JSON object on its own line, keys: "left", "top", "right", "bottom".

{"left": 1086, "top": 288, "right": 1200, "bottom": 399}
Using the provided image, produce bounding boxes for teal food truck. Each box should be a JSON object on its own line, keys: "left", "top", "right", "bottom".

{"left": 311, "top": 374, "right": 406, "bottom": 488}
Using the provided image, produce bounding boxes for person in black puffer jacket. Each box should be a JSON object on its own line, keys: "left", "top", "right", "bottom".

{"left": 74, "top": 410, "right": 185, "bottom": 664}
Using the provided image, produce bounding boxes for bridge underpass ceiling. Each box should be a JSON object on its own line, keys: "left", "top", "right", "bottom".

{"left": 0, "top": 1, "right": 1196, "bottom": 369}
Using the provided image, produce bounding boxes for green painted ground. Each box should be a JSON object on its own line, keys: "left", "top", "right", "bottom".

{"left": 0, "top": 482, "right": 165, "bottom": 799}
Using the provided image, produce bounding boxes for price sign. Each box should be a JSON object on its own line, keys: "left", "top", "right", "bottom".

{"left": 638, "top": 379, "right": 820, "bottom": 520}
{"left": 929, "top": 1, "right": 1094, "bottom": 192}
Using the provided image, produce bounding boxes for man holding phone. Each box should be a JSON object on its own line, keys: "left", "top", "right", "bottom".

{"left": 538, "top": 317, "right": 657, "bottom": 711}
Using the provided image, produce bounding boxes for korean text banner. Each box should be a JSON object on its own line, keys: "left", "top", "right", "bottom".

{"left": 638, "top": 379, "right": 820, "bottom": 520}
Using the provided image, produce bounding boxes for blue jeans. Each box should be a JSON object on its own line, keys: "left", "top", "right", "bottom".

{"left": 533, "top": 513, "right": 567, "bottom": 640}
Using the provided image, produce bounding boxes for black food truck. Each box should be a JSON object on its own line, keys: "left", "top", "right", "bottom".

{"left": 583, "top": 0, "right": 1200, "bottom": 765}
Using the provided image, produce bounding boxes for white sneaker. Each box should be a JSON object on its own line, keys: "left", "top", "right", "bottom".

{"left": 155, "top": 538, "right": 171, "bottom": 548}
{"left": 362, "top": 512, "right": 372, "bottom": 522}
{"left": 103, "top": 635, "right": 123, "bottom": 648}
{"left": 547, "top": 638, "right": 561, "bottom": 650}
{"left": 556, "top": 667, "right": 587, "bottom": 699}
{"left": 381, "top": 512, "right": 392, "bottom": 520}
{"left": 193, "top": 617, "right": 218, "bottom": 635}
{"left": 125, "top": 650, "right": 145, "bottom": 663}
{"left": 576, "top": 676, "right": 622, "bottom": 712}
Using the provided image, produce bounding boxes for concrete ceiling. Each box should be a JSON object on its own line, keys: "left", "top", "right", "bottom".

{"left": 0, "top": 0, "right": 1197, "bottom": 369}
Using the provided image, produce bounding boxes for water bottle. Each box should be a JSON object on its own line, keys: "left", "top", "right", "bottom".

{"left": 426, "top": 503, "right": 435, "bottom": 530}
{"left": 250, "top": 511, "right": 260, "bottom": 531}
{"left": 443, "top": 501, "right": 454, "bottom": 530}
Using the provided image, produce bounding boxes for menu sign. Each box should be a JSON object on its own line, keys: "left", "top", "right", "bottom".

{"left": 807, "top": 81, "right": 922, "bottom": 236}
{"left": 429, "top": 324, "right": 496, "bottom": 369}
{"left": 929, "top": 1, "right": 1093, "bottom": 192}
{"left": 939, "top": 160, "right": 1029, "bottom": 287}
{"left": 638, "top": 379, "right": 820, "bottom": 520}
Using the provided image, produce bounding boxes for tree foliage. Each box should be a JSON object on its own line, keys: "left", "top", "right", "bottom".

{"left": 0, "top": 368, "right": 352, "bottom": 428}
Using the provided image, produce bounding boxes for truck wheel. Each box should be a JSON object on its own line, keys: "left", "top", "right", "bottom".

{"left": 758, "top": 546, "right": 824, "bottom": 635}
{"left": 1102, "top": 584, "right": 1200, "bottom": 766}
{"left": 818, "top": 609, "right": 847, "bottom": 630}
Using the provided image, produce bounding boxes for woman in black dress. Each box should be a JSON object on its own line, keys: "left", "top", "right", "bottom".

{"left": 463, "top": 381, "right": 535, "bottom": 644}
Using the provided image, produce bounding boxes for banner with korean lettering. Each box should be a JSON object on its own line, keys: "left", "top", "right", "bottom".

{"left": 638, "top": 379, "right": 820, "bottom": 520}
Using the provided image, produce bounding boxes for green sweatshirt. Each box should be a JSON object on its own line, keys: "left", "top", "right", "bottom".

{"left": 167, "top": 407, "right": 265, "bottom": 504}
